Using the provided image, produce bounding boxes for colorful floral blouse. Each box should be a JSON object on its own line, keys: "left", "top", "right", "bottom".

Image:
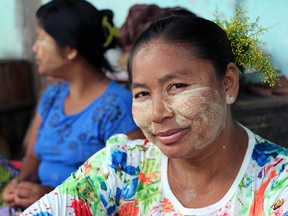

{"left": 21, "top": 127, "right": 288, "bottom": 216}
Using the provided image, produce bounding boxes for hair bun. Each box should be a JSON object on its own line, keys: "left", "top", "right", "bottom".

{"left": 118, "top": 4, "right": 192, "bottom": 52}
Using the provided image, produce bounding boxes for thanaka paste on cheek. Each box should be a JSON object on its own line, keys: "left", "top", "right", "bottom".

{"left": 166, "top": 87, "right": 227, "bottom": 149}
{"left": 132, "top": 99, "right": 154, "bottom": 138}
{"left": 133, "top": 87, "right": 227, "bottom": 150}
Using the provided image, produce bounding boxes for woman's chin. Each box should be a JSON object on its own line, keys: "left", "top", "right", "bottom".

{"left": 44, "top": 75, "right": 63, "bottom": 82}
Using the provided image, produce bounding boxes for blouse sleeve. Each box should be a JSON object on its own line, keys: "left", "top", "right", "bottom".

{"left": 20, "top": 150, "right": 110, "bottom": 215}
{"left": 265, "top": 153, "right": 288, "bottom": 215}
{"left": 20, "top": 134, "right": 142, "bottom": 216}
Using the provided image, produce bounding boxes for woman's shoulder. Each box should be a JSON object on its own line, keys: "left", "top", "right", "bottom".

{"left": 243, "top": 125, "right": 288, "bottom": 165}
{"left": 248, "top": 133, "right": 288, "bottom": 180}
{"left": 253, "top": 135, "right": 288, "bottom": 162}
{"left": 249, "top": 136, "right": 288, "bottom": 214}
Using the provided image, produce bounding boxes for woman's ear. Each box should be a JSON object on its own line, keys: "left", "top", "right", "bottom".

{"left": 223, "top": 62, "right": 239, "bottom": 104}
{"left": 64, "top": 47, "right": 78, "bottom": 61}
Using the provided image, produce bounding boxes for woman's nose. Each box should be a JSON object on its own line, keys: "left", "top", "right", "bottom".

{"left": 32, "top": 42, "right": 38, "bottom": 52}
{"left": 151, "top": 98, "right": 174, "bottom": 123}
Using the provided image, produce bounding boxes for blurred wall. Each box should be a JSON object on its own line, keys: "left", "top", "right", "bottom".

{"left": 0, "top": 0, "right": 24, "bottom": 59}
{"left": 244, "top": 0, "right": 288, "bottom": 78}
{"left": 0, "top": 0, "right": 287, "bottom": 77}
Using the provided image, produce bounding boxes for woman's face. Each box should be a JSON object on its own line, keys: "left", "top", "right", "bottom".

{"left": 32, "top": 26, "right": 68, "bottom": 80}
{"left": 131, "top": 41, "right": 233, "bottom": 159}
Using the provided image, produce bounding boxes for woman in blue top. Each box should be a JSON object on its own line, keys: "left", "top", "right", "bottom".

{"left": 2, "top": 0, "right": 144, "bottom": 209}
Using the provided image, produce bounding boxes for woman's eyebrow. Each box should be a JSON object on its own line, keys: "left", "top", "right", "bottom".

{"left": 131, "top": 71, "right": 190, "bottom": 89}
{"left": 131, "top": 83, "right": 148, "bottom": 89}
{"left": 158, "top": 71, "right": 189, "bottom": 83}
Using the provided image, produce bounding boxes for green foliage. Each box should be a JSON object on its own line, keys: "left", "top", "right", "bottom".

{"left": 214, "top": 6, "right": 279, "bottom": 87}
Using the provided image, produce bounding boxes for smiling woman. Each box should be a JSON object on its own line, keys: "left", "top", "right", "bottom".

{"left": 20, "top": 9, "right": 288, "bottom": 216}
{"left": 131, "top": 47, "right": 229, "bottom": 156}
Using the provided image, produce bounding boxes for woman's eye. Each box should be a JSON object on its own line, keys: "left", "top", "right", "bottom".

{"left": 173, "top": 83, "right": 186, "bottom": 88}
{"left": 134, "top": 91, "right": 150, "bottom": 99}
{"left": 168, "top": 83, "right": 188, "bottom": 94}
{"left": 36, "top": 36, "right": 43, "bottom": 42}
{"left": 36, "top": 33, "right": 45, "bottom": 41}
{"left": 170, "top": 83, "right": 188, "bottom": 90}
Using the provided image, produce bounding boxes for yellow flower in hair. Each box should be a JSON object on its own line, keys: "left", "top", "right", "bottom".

{"left": 214, "top": 6, "right": 279, "bottom": 87}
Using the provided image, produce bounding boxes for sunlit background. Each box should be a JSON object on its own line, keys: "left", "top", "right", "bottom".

{"left": 1, "top": 0, "right": 287, "bottom": 77}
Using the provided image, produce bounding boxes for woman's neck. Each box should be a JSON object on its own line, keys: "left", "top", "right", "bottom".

{"left": 63, "top": 61, "right": 111, "bottom": 115}
{"left": 167, "top": 121, "right": 248, "bottom": 208}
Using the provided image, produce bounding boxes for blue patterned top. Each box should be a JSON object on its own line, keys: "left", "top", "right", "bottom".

{"left": 34, "top": 80, "right": 139, "bottom": 187}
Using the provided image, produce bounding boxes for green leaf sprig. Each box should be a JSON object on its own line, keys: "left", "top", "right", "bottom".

{"left": 214, "top": 6, "right": 278, "bottom": 87}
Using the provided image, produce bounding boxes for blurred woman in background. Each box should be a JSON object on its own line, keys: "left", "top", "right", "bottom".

{"left": 2, "top": 0, "right": 143, "bottom": 209}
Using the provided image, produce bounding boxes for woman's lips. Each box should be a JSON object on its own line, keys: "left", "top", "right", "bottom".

{"left": 36, "top": 58, "right": 41, "bottom": 65}
{"left": 155, "top": 128, "right": 189, "bottom": 145}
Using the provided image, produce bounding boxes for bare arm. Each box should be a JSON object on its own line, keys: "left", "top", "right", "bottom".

{"left": 19, "top": 113, "right": 42, "bottom": 182}
{"left": 2, "top": 113, "right": 44, "bottom": 208}
{"left": 13, "top": 113, "right": 55, "bottom": 209}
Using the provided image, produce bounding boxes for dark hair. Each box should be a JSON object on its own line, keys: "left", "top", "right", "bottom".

{"left": 127, "top": 10, "right": 233, "bottom": 81}
{"left": 36, "top": 0, "right": 118, "bottom": 72}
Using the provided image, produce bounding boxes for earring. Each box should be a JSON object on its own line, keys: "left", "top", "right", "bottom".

{"left": 67, "top": 54, "right": 73, "bottom": 60}
{"left": 226, "top": 94, "right": 235, "bottom": 104}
